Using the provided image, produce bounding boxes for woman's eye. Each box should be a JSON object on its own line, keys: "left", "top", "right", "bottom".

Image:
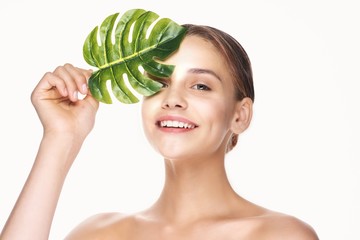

{"left": 157, "top": 81, "right": 168, "bottom": 88}
{"left": 192, "top": 84, "right": 211, "bottom": 91}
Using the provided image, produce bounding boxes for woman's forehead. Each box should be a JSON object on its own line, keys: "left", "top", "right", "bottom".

{"left": 164, "top": 36, "right": 229, "bottom": 79}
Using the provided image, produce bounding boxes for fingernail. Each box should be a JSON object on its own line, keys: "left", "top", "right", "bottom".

{"left": 82, "top": 83, "right": 88, "bottom": 94}
{"left": 73, "top": 91, "right": 78, "bottom": 100}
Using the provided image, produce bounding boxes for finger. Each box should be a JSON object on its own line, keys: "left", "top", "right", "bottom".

{"left": 53, "top": 65, "right": 79, "bottom": 102}
{"left": 83, "top": 94, "right": 100, "bottom": 112}
{"left": 64, "top": 64, "right": 91, "bottom": 95}
{"left": 76, "top": 67, "right": 93, "bottom": 80}
{"left": 36, "top": 72, "right": 68, "bottom": 97}
{"left": 31, "top": 72, "right": 67, "bottom": 107}
{"left": 79, "top": 68, "right": 93, "bottom": 95}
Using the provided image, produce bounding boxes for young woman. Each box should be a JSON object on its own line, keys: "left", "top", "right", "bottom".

{"left": 0, "top": 24, "right": 319, "bottom": 239}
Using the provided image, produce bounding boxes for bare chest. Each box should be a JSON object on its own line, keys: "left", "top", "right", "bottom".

{"left": 123, "top": 220, "right": 259, "bottom": 240}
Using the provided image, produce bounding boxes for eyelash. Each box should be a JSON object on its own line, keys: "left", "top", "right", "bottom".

{"left": 191, "top": 84, "right": 211, "bottom": 91}
{"left": 155, "top": 80, "right": 211, "bottom": 91}
{"left": 158, "top": 81, "right": 168, "bottom": 88}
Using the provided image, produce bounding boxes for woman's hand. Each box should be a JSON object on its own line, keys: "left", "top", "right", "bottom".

{"left": 0, "top": 64, "right": 100, "bottom": 240}
{"left": 31, "top": 63, "right": 99, "bottom": 141}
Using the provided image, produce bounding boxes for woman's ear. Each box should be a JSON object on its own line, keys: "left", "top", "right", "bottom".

{"left": 230, "top": 97, "right": 253, "bottom": 134}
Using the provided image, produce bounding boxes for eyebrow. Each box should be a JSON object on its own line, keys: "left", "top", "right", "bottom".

{"left": 144, "top": 68, "right": 222, "bottom": 82}
{"left": 188, "top": 68, "right": 222, "bottom": 82}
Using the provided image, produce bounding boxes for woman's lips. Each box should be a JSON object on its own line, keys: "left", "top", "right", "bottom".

{"left": 159, "top": 120, "right": 196, "bottom": 129}
{"left": 156, "top": 115, "right": 198, "bottom": 132}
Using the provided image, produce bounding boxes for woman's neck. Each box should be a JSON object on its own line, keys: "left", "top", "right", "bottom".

{"left": 146, "top": 155, "right": 245, "bottom": 223}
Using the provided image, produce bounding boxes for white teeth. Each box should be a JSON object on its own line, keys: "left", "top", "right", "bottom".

{"left": 160, "top": 120, "right": 195, "bottom": 129}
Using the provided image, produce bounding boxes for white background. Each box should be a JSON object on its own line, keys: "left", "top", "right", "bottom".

{"left": 0, "top": 0, "right": 359, "bottom": 239}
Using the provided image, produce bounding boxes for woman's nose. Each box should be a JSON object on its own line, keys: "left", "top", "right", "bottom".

{"left": 161, "top": 86, "right": 187, "bottom": 109}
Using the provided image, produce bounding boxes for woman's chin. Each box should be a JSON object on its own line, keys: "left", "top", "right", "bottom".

{"left": 157, "top": 148, "right": 198, "bottom": 162}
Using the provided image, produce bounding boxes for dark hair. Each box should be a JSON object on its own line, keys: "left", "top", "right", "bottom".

{"left": 182, "top": 24, "right": 255, "bottom": 152}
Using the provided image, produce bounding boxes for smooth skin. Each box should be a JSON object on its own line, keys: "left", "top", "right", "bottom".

{"left": 0, "top": 36, "right": 318, "bottom": 240}
{"left": 0, "top": 64, "right": 98, "bottom": 239}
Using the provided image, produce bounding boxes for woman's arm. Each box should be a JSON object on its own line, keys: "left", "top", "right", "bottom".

{"left": 0, "top": 64, "right": 99, "bottom": 240}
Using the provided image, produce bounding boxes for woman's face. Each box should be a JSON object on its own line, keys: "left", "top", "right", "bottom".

{"left": 141, "top": 35, "right": 239, "bottom": 161}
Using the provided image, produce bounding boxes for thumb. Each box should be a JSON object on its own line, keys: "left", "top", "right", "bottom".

{"left": 82, "top": 94, "right": 100, "bottom": 112}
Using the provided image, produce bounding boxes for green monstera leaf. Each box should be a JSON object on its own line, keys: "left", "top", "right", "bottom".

{"left": 83, "top": 9, "right": 187, "bottom": 104}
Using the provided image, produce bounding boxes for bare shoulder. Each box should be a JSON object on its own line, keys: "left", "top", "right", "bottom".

{"left": 254, "top": 211, "right": 319, "bottom": 240}
{"left": 64, "top": 212, "right": 134, "bottom": 240}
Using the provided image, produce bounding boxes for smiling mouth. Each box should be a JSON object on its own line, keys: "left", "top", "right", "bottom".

{"left": 158, "top": 120, "right": 198, "bottom": 129}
